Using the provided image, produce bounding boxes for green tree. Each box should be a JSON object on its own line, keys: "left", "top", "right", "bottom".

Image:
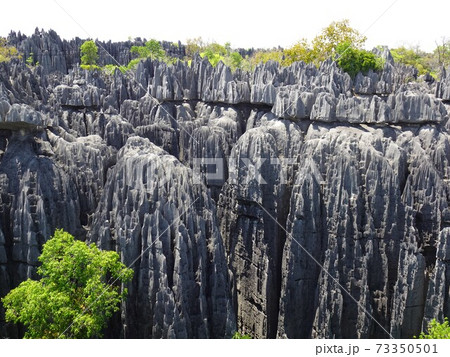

{"left": 312, "top": 19, "right": 366, "bottom": 63}
{"left": 144, "top": 39, "right": 166, "bottom": 60}
{"left": 229, "top": 51, "right": 243, "bottom": 70}
{"left": 283, "top": 38, "right": 315, "bottom": 66}
{"left": 1, "top": 229, "right": 133, "bottom": 338}
{"left": 283, "top": 19, "right": 366, "bottom": 66}
{"left": 130, "top": 39, "right": 165, "bottom": 60}
{"left": 128, "top": 39, "right": 166, "bottom": 68}
{"left": 80, "top": 40, "right": 99, "bottom": 70}
{"left": 418, "top": 318, "right": 450, "bottom": 339}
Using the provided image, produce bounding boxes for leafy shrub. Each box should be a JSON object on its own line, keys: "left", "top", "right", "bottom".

{"left": 418, "top": 318, "right": 450, "bottom": 339}
{"left": 335, "top": 42, "right": 383, "bottom": 78}
{"left": 1, "top": 229, "right": 133, "bottom": 338}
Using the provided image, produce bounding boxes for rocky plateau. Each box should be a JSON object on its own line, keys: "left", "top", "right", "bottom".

{"left": 1, "top": 29, "right": 450, "bottom": 339}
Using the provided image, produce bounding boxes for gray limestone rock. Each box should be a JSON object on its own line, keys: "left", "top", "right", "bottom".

{"left": 310, "top": 92, "right": 337, "bottom": 122}
{"left": 54, "top": 84, "right": 102, "bottom": 108}
{"left": 390, "top": 87, "right": 446, "bottom": 123}
{"left": 0, "top": 132, "right": 81, "bottom": 288}
{"left": 89, "top": 137, "right": 235, "bottom": 338}
{"left": 217, "top": 119, "right": 303, "bottom": 338}
{"left": 354, "top": 71, "right": 378, "bottom": 95}
{"left": 1, "top": 104, "right": 46, "bottom": 129}
{"left": 436, "top": 67, "right": 450, "bottom": 101}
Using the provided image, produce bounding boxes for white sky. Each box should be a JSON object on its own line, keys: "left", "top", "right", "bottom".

{"left": 1, "top": 0, "right": 449, "bottom": 52}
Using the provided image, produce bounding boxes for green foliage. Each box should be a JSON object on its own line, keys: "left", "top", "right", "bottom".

{"left": 390, "top": 46, "right": 433, "bottom": 76}
{"left": 26, "top": 53, "right": 34, "bottom": 66}
{"left": 335, "top": 42, "right": 383, "bottom": 78}
{"left": 198, "top": 42, "right": 245, "bottom": 70}
{"left": 283, "top": 19, "right": 366, "bottom": 67}
{"left": 312, "top": 19, "right": 366, "bottom": 63}
{"left": 418, "top": 318, "right": 450, "bottom": 339}
{"left": 128, "top": 39, "right": 168, "bottom": 68}
{"left": 253, "top": 50, "right": 284, "bottom": 65}
{"left": 127, "top": 58, "right": 142, "bottom": 70}
{"left": 185, "top": 37, "right": 204, "bottom": 57}
{"left": 80, "top": 64, "right": 100, "bottom": 71}
{"left": 130, "top": 39, "right": 165, "bottom": 60}
{"left": 102, "top": 64, "right": 127, "bottom": 75}
{"left": 1, "top": 229, "right": 133, "bottom": 338}
{"left": 200, "top": 48, "right": 224, "bottom": 67}
{"left": 283, "top": 38, "right": 315, "bottom": 66}
{"left": 80, "top": 40, "right": 99, "bottom": 70}
{"left": 232, "top": 331, "right": 252, "bottom": 339}
{"left": 25, "top": 52, "right": 39, "bottom": 67}
{"left": 242, "top": 50, "right": 284, "bottom": 71}
{"left": 200, "top": 43, "right": 228, "bottom": 67}
{"left": 229, "top": 51, "right": 243, "bottom": 69}
{"left": 434, "top": 39, "right": 450, "bottom": 69}
{"left": 0, "top": 37, "right": 21, "bottom": 63}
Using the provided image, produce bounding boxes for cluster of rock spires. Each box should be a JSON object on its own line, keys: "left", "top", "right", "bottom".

{"left": 1, "top": 29, "right": 450, "bottom": 339}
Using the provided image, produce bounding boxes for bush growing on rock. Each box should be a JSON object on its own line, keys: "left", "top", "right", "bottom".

{"left": 335, "top": 41, "right": 383, "bottom": 78}
{"left": 1, "top": 229, "right": 133, "bottom": 338}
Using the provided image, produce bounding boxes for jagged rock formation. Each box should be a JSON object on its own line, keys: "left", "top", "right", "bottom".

{"left": 89, "top": 137, "right": 234, "bottom": 338}
{"left": 0, "top": 30, "right": 450, "bottom": 339}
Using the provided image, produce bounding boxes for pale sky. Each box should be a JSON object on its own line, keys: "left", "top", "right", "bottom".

{"left": 1, "top": 0, "right": 449, "bottom": 52}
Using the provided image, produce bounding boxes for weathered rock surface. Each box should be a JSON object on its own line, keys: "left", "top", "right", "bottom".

{"left": 0, "top": 30, "right": 450, "bottom": 339}
{"left": 88, "top": 137, "right": 235, "bottom": 338}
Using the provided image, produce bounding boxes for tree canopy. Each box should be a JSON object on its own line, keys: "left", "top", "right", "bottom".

{"left": 1, "top": 229, "right": 133, "bottom": 338}
{"left": 130, "top": 39, "right": 166, "bottom": 60}
{"left": 80, "top": 40, "right": 99, "bottom": 70}
{"left": 283, "top": 19, "right": 367, "bottom": 67}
